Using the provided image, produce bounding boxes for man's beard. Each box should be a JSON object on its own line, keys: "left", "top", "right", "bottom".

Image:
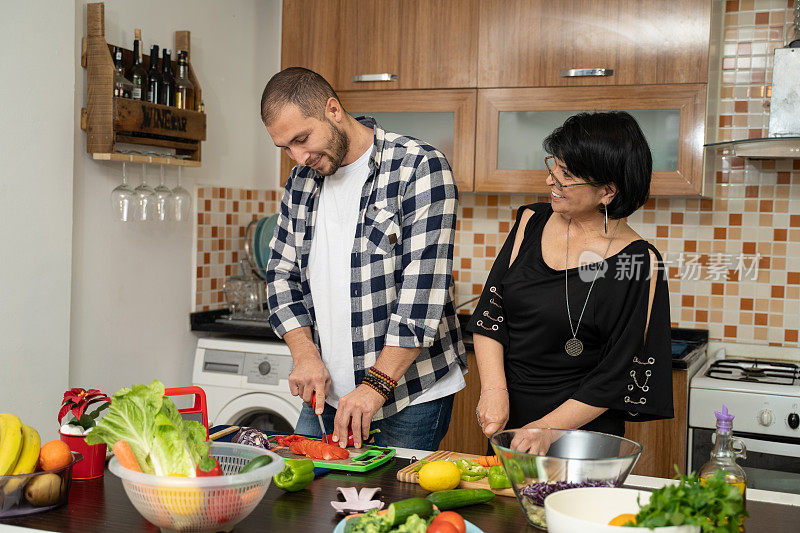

{"left": 316, "top": 119, "right": 349, "bottom": 176}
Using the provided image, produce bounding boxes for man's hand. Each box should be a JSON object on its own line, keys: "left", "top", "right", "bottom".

{"left": 283, "top": 327, "right": 331, "bottom": 411}
{"left": 332, "top": 384, "right": 386, "bottom": 449}
{"left": 288, "top": 351, "right": 331, "bottom": 409}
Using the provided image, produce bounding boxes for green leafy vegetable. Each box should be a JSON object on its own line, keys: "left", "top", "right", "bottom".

{"left": 86, "top": 379, "right": 209, "bottom": 476}
{"left": 629, "top": 469, "right": 747, "bottom": 532}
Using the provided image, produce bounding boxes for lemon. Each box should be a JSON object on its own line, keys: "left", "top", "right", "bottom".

{"left": 418, "top": 460, "right": 461, "bottom": 492}
{"left": 608, "top": 513, "right": 637, "bottom": 526}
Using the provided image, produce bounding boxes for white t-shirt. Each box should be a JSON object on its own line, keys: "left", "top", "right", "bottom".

{"left": 309, "top": 146, "right": 465, "bottom": 409}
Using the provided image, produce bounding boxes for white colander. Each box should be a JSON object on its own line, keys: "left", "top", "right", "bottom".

{"left": 108, "top": 442, "right": 284, "bottom": 533}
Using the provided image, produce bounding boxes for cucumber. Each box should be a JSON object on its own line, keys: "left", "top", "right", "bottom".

{"left": 239, "top": 454, "right": 273, "bottom": 474}
{"left": 385, "top": 498, "right": 434, "bottom": 527}
{"left": 425, "top": 488, "right": 495, "bottom": 510}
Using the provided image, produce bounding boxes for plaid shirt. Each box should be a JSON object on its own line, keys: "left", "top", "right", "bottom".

{"left": 266, "top": 117, "right": 466, "bottom": 419}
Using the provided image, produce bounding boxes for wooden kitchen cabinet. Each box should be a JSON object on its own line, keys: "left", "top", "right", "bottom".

{"left": 336, "top": 0, "right": 479, "bottom": 91}
{"left": 439, "top": 351, "right": 489, "bottom": 455}
{"left": 478, "top": 0, "right": 711, "bottom": 88}
{"left": 625, "top": 368, "right": 689, "bottom": 479}
{"left": 279, "top": 89, "right": 477, "bottom": 191}
{"left": 475, "top": 84, "right": 709, "bottom": 196}
{"left": 280, "top": 0, "right": 343, "bottom": 85}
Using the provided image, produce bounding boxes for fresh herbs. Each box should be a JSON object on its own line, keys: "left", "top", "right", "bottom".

{"left": 629, "top": 470, "right": 747, "bottom": 532}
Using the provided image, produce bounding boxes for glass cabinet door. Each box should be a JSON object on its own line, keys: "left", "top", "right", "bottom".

{"left": 475, "top": 85, "right": 708, "bottom": 196}
{"left": 281, "top": 89, "right": 476, "bottom": 192}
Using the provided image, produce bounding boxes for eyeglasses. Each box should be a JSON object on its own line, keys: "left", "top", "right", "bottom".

{"left": 544, "top": 156, "right": 592, "bottom": 191}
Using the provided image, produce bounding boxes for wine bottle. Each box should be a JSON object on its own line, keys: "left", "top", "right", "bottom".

{"left": 129, "top": 29, "right": 148, "bottom": 101}
{"left": 146, "top": 45, "right": 161, "bottom": 104}
{"left": 112, "top": 46, "right": 133, "bottom": 99}
{"left": 174, "top": 50, "right": 195, "bottom": 110}
{"left": 159, "top": 48, "right": 175, "bottom": 106}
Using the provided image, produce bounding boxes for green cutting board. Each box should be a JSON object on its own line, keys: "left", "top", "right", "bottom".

{"left": 269, "top": 435, "right": 396, "bottom": 472}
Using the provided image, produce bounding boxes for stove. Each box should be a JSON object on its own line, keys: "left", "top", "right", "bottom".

{"left": 704, "top": 359, "right": 800, "bottom": 386}
{"left": 688, "top": 342, "right": 800, "bottom": 495}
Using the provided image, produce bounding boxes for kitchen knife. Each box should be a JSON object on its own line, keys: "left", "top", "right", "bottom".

{"left": 311, "top": 392, "right": 327, "bottom": 440}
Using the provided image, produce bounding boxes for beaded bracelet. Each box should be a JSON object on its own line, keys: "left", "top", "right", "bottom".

{"left": 368, "top": 366, "right": 398, "bottom": 388}
{"left": 367, "top": 369, "right": 396, "bottom": 390}
{"left": 361, "top": 374, "right": 391, "bottom": 399}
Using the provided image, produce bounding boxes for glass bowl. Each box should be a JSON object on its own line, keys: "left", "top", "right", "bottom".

{"left": 109, "top": 442, "right": 284, "bottom": 533}
{"left": 490, "top": 429, "right": 642, "bottom": 530}
{"left": 0, "top": 451, "right": 83, "bottom": 518}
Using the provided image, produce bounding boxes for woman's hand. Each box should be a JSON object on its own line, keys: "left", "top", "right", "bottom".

{"left": 476, "top": 389, "right": 509, "bottom": 437}
{"left": 509, "top": 422, "right": 557, "bottom": 455}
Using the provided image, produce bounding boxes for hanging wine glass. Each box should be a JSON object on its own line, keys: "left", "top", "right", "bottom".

{"left": 134, "top": 163, "right": 156, "bottom": 222}
{"left": 111, "top": 162, "right": 136, "bottom": 222}
{"left": 172, "top": 165, "right": 193, "bottom": 222}
{"left": 153, "top": 164, "right": 173, "bottom": 222}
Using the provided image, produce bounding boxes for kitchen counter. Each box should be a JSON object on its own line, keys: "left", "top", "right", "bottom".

{"left": 4, "top": 448, "right": 799, "bottom": 532}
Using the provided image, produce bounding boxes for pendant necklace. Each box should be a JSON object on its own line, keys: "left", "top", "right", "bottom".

{"left": 564, "top": 216, "right": 620, "bottom": 356}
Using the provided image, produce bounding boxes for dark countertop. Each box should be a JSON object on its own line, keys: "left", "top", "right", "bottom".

{"left": 4, "top": 458, "right": 797, "bottom": 532}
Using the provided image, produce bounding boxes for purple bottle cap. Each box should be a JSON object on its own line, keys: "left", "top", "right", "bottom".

{"left": 715, "top": 404, "right": 735, "bottom": 433}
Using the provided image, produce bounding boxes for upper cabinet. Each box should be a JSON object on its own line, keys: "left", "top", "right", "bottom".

{"left": 282, "top": 0, "right": 479, "bottom": 91}
{"left": 281, "top": 0, "right": 343, "bottom": 85}
{"left": 475, "top": 84, "right": 709, "bottom": 195}
{"left": 478, "top": 0, "right": 712, "bottom": 88}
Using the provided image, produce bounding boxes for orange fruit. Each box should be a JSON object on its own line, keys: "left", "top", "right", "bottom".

{"left": 608, "top": 513, "right": 637, "bottom": 526}
{"left": 39, "top": 440, "right": 73, "bottom": 471}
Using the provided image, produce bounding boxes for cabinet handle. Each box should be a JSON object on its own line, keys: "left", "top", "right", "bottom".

{"left": 560, "top": 68, "right": 614, "bottom": 78}
{"left": 352, "top": 73, "right": 399, "bottom": 82}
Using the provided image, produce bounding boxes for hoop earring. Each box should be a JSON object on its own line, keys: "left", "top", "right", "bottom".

{"left": 603, "top": 205, "right": 608, "bottom": 234}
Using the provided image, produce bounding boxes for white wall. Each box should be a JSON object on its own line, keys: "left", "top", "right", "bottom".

{"left": 70, "top": 1, "right": 281, "bottom": 396}
{"left": 0, "top": 1, "right": 75, "bottom": 441}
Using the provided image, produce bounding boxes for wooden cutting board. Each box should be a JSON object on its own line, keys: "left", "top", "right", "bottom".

{"left": 396, "top": 450, "right": 515, "bottom": 497}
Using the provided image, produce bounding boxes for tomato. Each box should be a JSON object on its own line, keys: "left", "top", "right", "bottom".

{"left": 426, "top": 519, "right": 460, "bottom": 533}
{"left": 207, "top": 490, "right": 240, "bottom": 525}
{"left": 431, "top": 512, "right": 466, "bottom": 533}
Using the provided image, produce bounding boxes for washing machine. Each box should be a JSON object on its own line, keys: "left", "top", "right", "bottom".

{"left": 192, "top": 337, "right": 302, "bottom": 433}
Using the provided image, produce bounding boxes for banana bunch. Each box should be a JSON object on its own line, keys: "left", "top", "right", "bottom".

{"left": 0, "top": 414, "right": 42, "bottom": 510}
{"left": 0, "top": 414, "right": 41, "bottom": 477}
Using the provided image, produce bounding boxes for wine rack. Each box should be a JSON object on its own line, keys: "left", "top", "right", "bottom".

{"left": 80, "top": 2, "right": 205, "bottom": 167}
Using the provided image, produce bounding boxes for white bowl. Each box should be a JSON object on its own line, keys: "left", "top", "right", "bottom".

{"left": 545, "top": 487, "right": 700, "bottom": 533}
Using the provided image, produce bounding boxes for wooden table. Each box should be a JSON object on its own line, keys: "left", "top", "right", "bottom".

{"left": 3, "top": 458, "right": 798, "bottom": 532}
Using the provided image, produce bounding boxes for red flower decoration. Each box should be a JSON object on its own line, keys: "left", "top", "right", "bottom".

{"left": 58, "top": 387, "right": 111, "bottom": 426}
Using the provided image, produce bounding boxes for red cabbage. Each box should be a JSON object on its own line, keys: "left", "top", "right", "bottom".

{"left": 233, "top": 427, "right": 271, "bottom": 450}
{"left": 520, "top": 480, "right": 614, "bottom": 507}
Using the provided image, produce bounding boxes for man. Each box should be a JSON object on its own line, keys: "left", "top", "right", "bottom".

{"left": 260, "top": 67, "right": 466, "bottom": 451}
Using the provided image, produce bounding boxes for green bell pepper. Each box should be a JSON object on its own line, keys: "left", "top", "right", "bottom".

{"left": 488, "top": 465, "right": 511, "bottom": 489}
{"left": 412, "top": 460, "right": 430, "bottom": 472}
{"left": 454, "top": 459, "right": 487, "bottom": 482}
{"left": 505, "top": 460, "right": 525, "bottom": 484}
{"left": 273, "top": 458, "right": 315, "bottom": 492}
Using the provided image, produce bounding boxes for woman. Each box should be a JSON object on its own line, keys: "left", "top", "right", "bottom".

{"left": 466, "top": 111, "right": 673, "bottom": 453}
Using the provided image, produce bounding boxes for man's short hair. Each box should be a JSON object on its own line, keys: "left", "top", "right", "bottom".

{"left": 260, "top": 67, "right": 343, "bottom": 125}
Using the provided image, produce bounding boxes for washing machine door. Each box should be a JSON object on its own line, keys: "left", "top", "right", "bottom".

{"left": 215, "top": 392, "right": 301, "bottom": 434}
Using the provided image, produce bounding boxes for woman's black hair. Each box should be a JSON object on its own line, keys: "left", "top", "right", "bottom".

{"left": 542, "top": 111, "right": 652, "bottom": 219}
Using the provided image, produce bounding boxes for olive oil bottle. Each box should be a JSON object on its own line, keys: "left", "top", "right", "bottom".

{"left": 699, "top": 405, "right": 747, "bottom": 506}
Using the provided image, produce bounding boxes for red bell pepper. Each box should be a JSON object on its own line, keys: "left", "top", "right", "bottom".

{"left": 196, "top": 456, "right": 222, "bottom": 477}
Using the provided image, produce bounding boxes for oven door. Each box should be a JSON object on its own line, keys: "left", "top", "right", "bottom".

{"left": 691, "top": 428, "right": 800, "bottom": 495}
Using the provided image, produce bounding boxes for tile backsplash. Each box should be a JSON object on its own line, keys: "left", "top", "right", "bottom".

{"left": 195, "top": 0, "right": 799, "bottom": 348}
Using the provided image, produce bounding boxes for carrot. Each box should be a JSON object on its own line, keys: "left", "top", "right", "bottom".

{"left": 475, "top": 455, "right": 500, "bottom": 468}
{"left": 113, "top": 440, "right": 142, "bottom": 472}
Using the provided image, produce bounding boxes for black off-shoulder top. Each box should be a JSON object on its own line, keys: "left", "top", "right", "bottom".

{"left": 466, "top": 203, "right": 673, "bottom": 436}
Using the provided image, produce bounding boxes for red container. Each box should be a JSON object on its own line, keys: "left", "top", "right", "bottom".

{"left": 59, "top": 432, "right": 106, "bottom": 480}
